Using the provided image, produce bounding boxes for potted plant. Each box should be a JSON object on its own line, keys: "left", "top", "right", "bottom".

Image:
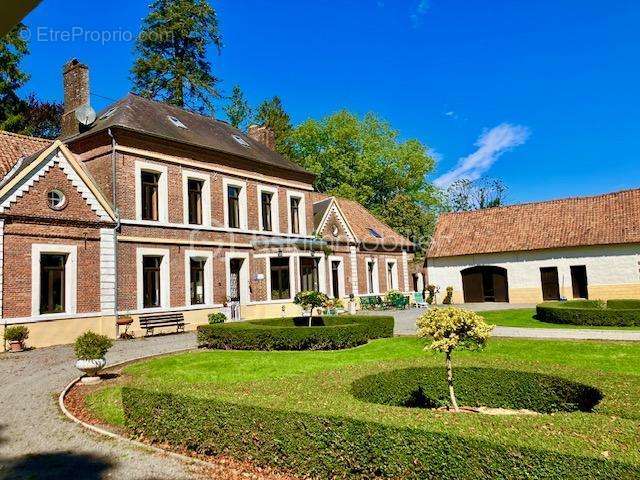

{"left": 74, "top": 331, "right": 113, "bottom": 384}
{"left": 4, "top": 325, "right": 29, "bottom": 352}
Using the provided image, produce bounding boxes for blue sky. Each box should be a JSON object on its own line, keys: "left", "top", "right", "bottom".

{"left": 19, "top": 0, "right": 640, "bottom": 204}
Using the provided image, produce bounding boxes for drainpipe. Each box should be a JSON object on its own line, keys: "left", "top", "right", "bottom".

{"left": 107, "top": 129, "right": 120, "bottom": 331}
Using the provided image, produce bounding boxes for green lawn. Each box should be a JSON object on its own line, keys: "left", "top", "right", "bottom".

{"left": 87, "top": 336, "right": 640, "bottom": 478}
{"left": 478, "top": 308, "right": 640, "bottom": 330}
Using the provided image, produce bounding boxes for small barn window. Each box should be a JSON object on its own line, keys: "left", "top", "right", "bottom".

{"left": 47, "top": 190, "right": 66, "bottom": 211}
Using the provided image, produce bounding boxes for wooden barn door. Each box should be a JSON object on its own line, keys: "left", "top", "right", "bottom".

{"left": 540, "top": 267, "right": 560, "bottom": 301}
{"left": 462, "top": 269, "right": 484, "bottom": 302}
{"left": 493, "top": 270, "right": 509, "bottom": 302}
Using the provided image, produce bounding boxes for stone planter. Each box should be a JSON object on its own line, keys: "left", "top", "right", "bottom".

{"left": 8, "top": 340, "right": 24, "bottom": 353}
{"left": 76, "top": 358, "right": 107, "bottom": 384}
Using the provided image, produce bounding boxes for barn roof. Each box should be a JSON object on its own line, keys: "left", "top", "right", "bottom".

{"left": 428, "top": 188, "right": 640, "bottom": 258}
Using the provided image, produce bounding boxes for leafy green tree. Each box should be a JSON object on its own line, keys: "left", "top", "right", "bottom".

{"left": 286, "top": 110, "right": 440, "bottom": 242}
{"left": 131, "top": 0, "right": 223, "bottom": 114}
{"left": 254, "top": 96, "right": 292, "bottom": 152}
{"left": 416, "top": 307, "right": 494, "bottom": 411}
{"left": 0, "top": 23, "right": 29, "bottom": 132}
{"left": 11, "top": 94, "right": 63, "bottom": 139}
{"left": 224, "top": 84, "right": 251, "bottom": 129}
{"left": 294, "top": 290, "right": 329, "bottom": 326}
{"left": 445, "top": 178, "right": 507, "bottom": 212}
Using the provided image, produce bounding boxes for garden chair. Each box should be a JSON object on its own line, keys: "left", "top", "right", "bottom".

{"left": 414, "top": 292, "right": 430, "bottom": 308}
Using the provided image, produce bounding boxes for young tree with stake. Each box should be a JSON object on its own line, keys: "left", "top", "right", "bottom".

{"left": 294, "top": 291, "right": 329, "bottom": 327}
{"left": 416, "top": 307, "right": 494, "bottom": 411}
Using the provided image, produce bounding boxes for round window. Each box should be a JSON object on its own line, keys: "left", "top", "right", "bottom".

{"left": 47, "top": 190, "right": 66, "bottom": 210}
{"left": 332, "top": 225, "right": 340, "bottom": 237}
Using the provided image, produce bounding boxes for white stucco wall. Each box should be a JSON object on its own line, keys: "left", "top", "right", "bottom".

{"left": 426, "top": 244, "right": 640, "bottom": 303}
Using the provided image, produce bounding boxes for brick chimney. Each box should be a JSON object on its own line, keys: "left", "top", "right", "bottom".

{"left": 248, "top": 125, "right": 276, "bottom": 150}
{"left": 61, "top": 58, "right": 90, "bottom": 137}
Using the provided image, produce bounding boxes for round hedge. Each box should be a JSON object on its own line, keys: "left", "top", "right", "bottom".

{"left": 197, "top": 315, "right": 394, "bottom": 350}
{"left": 351, "top": 367, "right": 602, "bottom": 413}
{"left": 536, "top": 300, "right": 640, "bottom": 327}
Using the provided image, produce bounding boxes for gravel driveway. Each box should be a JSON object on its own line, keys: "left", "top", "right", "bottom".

{"left": 0, "top": 333, "right": 202, "bottom": 480}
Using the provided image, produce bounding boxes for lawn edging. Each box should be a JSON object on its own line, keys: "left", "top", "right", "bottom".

{"left": 537, "top": 300, "right": 640, "bottom": 327}
{"left": 121, "top": 385, "right": 639, "bottom": 479}
{"left": 197, "top": 315, "right": 394, "bottom": 350}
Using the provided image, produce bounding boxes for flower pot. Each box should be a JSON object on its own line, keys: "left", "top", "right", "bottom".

{"left": 9, "top": 340, "right": 24, "bottom": 353}
{"left": 76, "top": 358, "right": 107, "bottom": 384}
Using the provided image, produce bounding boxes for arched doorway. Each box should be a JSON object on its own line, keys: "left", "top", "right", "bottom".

{"left": 461, "top": 266, "right": 509, "bottom": 303}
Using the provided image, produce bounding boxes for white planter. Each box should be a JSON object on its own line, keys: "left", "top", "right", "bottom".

{"left": 76, "top": 358, "right": 106, "bottom": 384}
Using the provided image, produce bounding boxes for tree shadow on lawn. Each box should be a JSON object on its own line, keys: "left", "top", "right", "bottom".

{"left": 0, "top": 451, "right": 114, "bottom": 480}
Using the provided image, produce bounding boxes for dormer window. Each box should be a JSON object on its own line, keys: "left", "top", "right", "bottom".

{"left": 167, "top": 115, "right": 187, "bottom": 129}
{"left": 232, "top": 134, "right": 250, "bottom": 147}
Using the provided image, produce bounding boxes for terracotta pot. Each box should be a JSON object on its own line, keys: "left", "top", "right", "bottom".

{"left": 76, "top": 358, "right": 107, "bottom": 384}
{"left": 9, "top": 340, "right": 24, "bottom": 353}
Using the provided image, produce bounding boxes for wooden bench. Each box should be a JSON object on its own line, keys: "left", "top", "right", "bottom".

{"left": 139, "top": 312, "right": 187, "bottom": 336}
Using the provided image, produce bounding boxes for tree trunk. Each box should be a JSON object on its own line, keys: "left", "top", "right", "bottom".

{"left": 308, "top": 307, "right": 313, "bottom": 327}
{"left": 446, "top": 350, "right": 459, "bottom": 412}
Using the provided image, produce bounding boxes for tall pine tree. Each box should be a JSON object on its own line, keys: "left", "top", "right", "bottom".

{"left": 254, "top": 96, "right": 292, "bottom": 154}
{"left": 131, "top": 0, "right": 223, "bottom": 114}
{"left": 224, "top": 84, "right": 251, "bottom": 129}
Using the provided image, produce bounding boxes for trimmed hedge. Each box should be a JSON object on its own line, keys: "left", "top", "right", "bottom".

{"left": 606, "top": 299, "right": 640, "bottom": 310}
{"left": 122, "top": 386, "right": 638, "bottom": 479}
{"left": 537, "top": 301, "right": 640, "bottom": 327}
{"left": 351, "top": 367, "right": 602, "bottom": 413}
{"left": 197, "top": 315, "right": 394, "bottom": 350}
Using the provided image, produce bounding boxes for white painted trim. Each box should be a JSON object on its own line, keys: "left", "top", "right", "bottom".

{"left": 134, "top": 160, "right": 169, "bottom": 222}
{"left": 181, "top": 169, "right": 211, "bottom": 227}
{"left": 0, "top": 219, "right": 4, "bottom": 318}
{"left": 136, "top": 247, "right": 170, "bottom": 310}
{"left": 265, "top": 254, "right": 296, "bottom": 301}
{"left": 184, "top": 249, "right": 214, "bottom": 306}
{"left": 4, "top": 310, "right": 104, "bottom": 325}
{"left": 119, "top": 219, "right": 314, "bottom": 239}
{"left": 257, "top": 184, "right": 280, "bottom": 233}
{"left": 365, "top": 256, "right": 380, "bottom": 295}
{"left": 296, "top": 252, "right": 326, "bottom": 294}
{"left": 402, "top": 250, "right": 410, "bottom": 292}
{"left": 385, "top": 258, "right": 399, "bottom": 292}
{"left": 328, "top": 255, "right": 346, "bottom": 298}
{"left": 118, "top": 304, "right": 224, "bottom": 316}
{"left": 222, "top": 177, "right": 248, "bottom": 230}
{"left": 31, "top": 244, "right": 77, "bottom": 317}
{"left": 225, "top": 251, "right": 250, "bottom": 304}
{"left": 100, "top": 228, "right": 116, "bottom": 314}
{"left": 286, "top": 190, "right": 307, "bottom": 235}
{"left": 316, "top": 199, "right": 357, "bottom": 243}
{"left": 349, "top": 246, "right": 358, "bottom": 294}
{"left": 114, "top": 144, "right": 314, "bottom": 191}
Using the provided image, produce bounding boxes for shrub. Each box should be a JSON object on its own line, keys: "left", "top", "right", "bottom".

{"left": 416, "top": 307, "right": 493, "bottom": 410}
{"left": 4, "top": 325, "right": 29, "bottom": 342}
{"left": 351, "top": 367, "right": 602, "bottom": 413}
{"left": 384, "top": 290, "right": 408, "bottom": 309}
{"left": 122, "top": 386, "right": 635, "bottom": 479}
{"left": 606, "top": 299, "right": 640, "bottom": 309}
{"left": 537, "top": 301, "right": 640, "bottom": 327}
{"left": 197, "top": 315, "right": 394, "bottom": 351}
{"left": 208, "top": 312, "right": 226, "bottom": 324}
{"left": 442, "top": 286, "right": 453, "bottom": 304}
{"left": 74, "top": 331, "right": 114, "bottom": 360}
{"left": 426, "top": 285, "right": 436, "bottom": 304}
{"left": 294, "top": 290, "right": 329, "bottom": 324}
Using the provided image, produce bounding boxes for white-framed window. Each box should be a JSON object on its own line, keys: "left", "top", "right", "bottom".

{"left": 223, "top": 178, "right": 248, "bottom": 230}
{"left": 31, "top": 244, "right": 77, "bottom": 317}
{"left": 297, "top": 253, "right": 326, "bottom": 294}
{"left": 386, "top": 259, "right": 399, "bottom": 292}
{"left": 184, "top": 250, "right": 213, "bottom": 306}
{"left": 182, "top": 170, "right": 211, "bottom": 226}
{"left": 266, "top": 255, "right": 295, "bottom": 301}
{"left": 286, "top": 190, "right": 306, "bottom": 235}
{"left": 136, "top": 247, "right": 170, "bottom": 310}
{"left": 225, "top": 252, "right": 250, "bottom": 304}
{"left": 328, "top": 256, "right": 345, "bottom": 299}
{"left": 135, "top": 161, "right": 168, "bottom": 222}
{"left": 365, "top": 257, "right": 380, "bottom": 294}
{"left": 257, "top": 185, "right": 280, "bottom": 233}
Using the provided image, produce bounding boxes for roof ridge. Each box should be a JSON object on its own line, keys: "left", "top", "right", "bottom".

{"left": 440, "top": 186, "right": 640, "bottom": 217}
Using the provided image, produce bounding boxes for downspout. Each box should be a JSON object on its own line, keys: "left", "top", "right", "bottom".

{"left": 107, "top": 129, "right": 120, "bottom": 330}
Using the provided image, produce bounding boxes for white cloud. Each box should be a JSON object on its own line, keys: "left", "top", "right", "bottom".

{"left": 434, "top": 123, "right": 530, "bottom": 187}
{"left": 410, "top": 0, "right": 430, "bottom": 28}
{"left": 444, "top": 110, "right": 458, "bottom": 119}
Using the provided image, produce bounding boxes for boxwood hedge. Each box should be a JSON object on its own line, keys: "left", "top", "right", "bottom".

{"left": 197, "top": 315, "right": 394, "bottom": 350}
{"left": 122, "top": 386, "right": 638, "bottom": 479}
{"left": 536, "top": 301, "right": 640, "bottom": 327}
{"left": 351, "top": 366, "right": 602, "bottom": 413}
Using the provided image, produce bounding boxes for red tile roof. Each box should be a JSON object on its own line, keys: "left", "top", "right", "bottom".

{"left": 428, "top": 188, "right": 640, "bottom": 258}
{"left": 0, "top": 131, "right": 52, "bottom": 178}
{"left": 312, "top": 193, "right": 413, "bottom": 248}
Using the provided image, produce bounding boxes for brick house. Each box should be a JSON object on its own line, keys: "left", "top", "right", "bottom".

{"left": 0, "top": 59, "right": 414, "bottom": 348}
{"left": 426, "top": 189, "right": 640, "bottom": 304}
